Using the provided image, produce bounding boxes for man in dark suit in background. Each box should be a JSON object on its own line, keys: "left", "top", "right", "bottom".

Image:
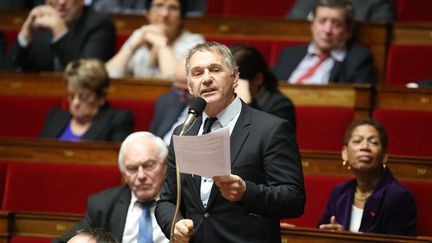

{"left": 54, "top": 131, "right": 170, "bottom": 243}
{"left": 150, "top": 57, "right": 192, "bottom": 145}
{"left": 9, "top": 0, "right": 115, "bottom": 72}
{"left": 155, "top": 42, "right": 305, "bottom": 243}
{"left": 273, "top": 0, "right": 376, "bottom": 85}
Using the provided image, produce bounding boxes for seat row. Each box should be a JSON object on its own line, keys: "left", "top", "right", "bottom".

{"left": 0, "top": 160, "right": 431, "bottom": 241}
{"left": 1, "top": 72, "right": 431, "bottom": 157}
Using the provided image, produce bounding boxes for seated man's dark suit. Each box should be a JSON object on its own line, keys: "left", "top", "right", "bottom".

{"left": 155, "top": 100, "right": 305, "bottom": 243}
{"left": 273, "top": 42, "right": 376, "bottom": 84}
{"left": 39, "top": 103, "right": 134, "bottom": 142}
{"left": 10, "top": 7, "right": 116, "bottom": 71}
{"left": 149, "top": 91, "right": 187, "bottom": 139}
{"left": 53, "top": 184, "right": 131, "bottom": 243}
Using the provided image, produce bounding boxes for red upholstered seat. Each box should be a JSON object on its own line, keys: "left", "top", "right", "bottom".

{"left": 394, "top": 0, "right": 432, "bottom": 22}
{"left": 0, "top": 96, "right": 62, "bottom": 138}
{"left": 1, "top": 162, "right": 121, "bottom": 214}
{"left": 3, "top": 29, "right": 19, "bottom": 51}
{"left": 385, "top": 44, "right": 432, "bottom": 85}
{"left": 373, "top": 109, "right": 432, "bottom": 157}
{"left": 10, "top": 236, "right": 52, "bottom": 243}
{"left": 205, "top": 36, "right": 272, "bottom": 65}
{"left": 400, "top": 179, "right": 432, "bottom": 236}
{"left": 0, "top": 162, "right": 7, "bottom": 207}
{"left": 282, "top": 175, "right": 349, "bottom": 227}
{"left": 110, "top": 99, "right": 155, "bottom": 132}
{"left": 222, "top": 0, "right": 295, "bottom": 18}
{"left": 269, "top": 40, "right": 306, "bottom": 68}
{"left": 206, "top": 0, "right": 226, "bottom": 16}
{"left": 296, "top": 106, "right": 354, "bottom": 151}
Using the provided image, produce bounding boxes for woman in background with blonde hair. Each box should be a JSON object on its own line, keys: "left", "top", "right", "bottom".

{"left": 40, "top": 58, "right": 134, "bottom": 142}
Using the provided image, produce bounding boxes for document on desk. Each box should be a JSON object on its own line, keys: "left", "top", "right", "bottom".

{"left": 173, "top": 127, "right": 231, "bottom": 178}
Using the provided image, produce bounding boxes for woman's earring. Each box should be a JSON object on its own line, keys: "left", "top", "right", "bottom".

{"left": 383, "top": 163, "right": 386, "bottom": 169}
{"left": 342, "top": 160, "right": 351, "bottom": 170}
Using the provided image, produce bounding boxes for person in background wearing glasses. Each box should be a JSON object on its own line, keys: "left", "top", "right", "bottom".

{"left": 39, "top": 58, "right": 134, "bottom": 142}
{"left": 106, "top": 0, "right": 204, "bottom": 80}
{"left": 55, "top": 131, "right": 170, "bottom": 243}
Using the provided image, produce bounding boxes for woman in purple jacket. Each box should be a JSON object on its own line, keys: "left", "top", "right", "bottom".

{"left": 317, "top": 118, "right": 417, "bottom": 235}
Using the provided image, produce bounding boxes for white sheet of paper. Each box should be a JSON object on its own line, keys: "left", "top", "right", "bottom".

{"left": 173, "top": 127, "right": 231, "bottom": 178}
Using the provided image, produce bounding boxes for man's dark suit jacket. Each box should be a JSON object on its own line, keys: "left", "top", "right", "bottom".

{"left": 39, "top": 104, "right": 134, "bottom": 142}
{"left": 10, "top": 7, "right": 116, "bottom": 71}
{"left": 317, "top": 168, "right": 416, "bottom": 235}
{"left": 54, "top": 184, "right": 132, "bottom": 243}
{"left": 272, "top": 43, "right": 377, "bottom": 84}
{"left": 149, "top": 91, "right": 187, "bottom": 139}
{"left": 155, "top": 100, "right": 305, "bottom": 243}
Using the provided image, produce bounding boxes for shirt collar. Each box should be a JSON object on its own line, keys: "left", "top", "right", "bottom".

{"left": 308, "top": 42, "right": 347, "bottom": 62}
{"left": 202, "top": 95, "right": 241, "bottom": 128}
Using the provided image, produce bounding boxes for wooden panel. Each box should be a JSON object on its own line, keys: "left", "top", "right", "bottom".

{"left": 281, "top": 226, "right": 432, "bottom": 243}
{"left": 11, "top": 212, "right": 81, "bottom": 238}
{"left": 0, "top": 73, "right": 372, "bottom": 117}
{"left": 0, "top": 138, "right": 430, "bottom": 180}
{"left": 392, "top": 23, "right": 432, "bottom": 45}
{"left": 375, "top": 86, "right": 432, "bottom": 111}
{"left": 279, "top": 83, "right": 372, "bottom": 119}
{"left": 0, "top": 211, "right": 9, "bottom": 243}
{"left": 300, "top": 150, "right": 432, "bottom": 180}
{"left": 0, "top": 138, "right": 119, "bottom": 165}
{"left": 0, "top": 72, "right": 172, "bottom": 100}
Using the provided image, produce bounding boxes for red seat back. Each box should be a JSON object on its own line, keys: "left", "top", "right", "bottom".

{"left": 222, "top": 0, "right": 295, "bottom": 18}
{"left": 296, "top": 106, "right": 354, "bottom": 151}
{"left": 385, "top": 44, "right": 432, "bottom": 85}
{"left": 395, "top": 0, "right": 432, "bottom": 22}
{"left": 282, "top": 175, "right": 349, "bottom": 227}
{"left": 0, "top": 162, "right": 7, "bottom": 207}
{"left": 110, "top": 99, "right": 155, "bottom": 132}
{"left": 400, "top": 179, "right": 432, "bottom": 236}
{"left": 2, "top": 161, "right": 121, "bottom": 214}
{"left": 373, "top": 109, "right": 432, "bottom": 157}
{"left": 10, "top": 236, "right": 53, "bottom": 243}
{"left": 0, "top": 96, "right": 62, "bottom": 138}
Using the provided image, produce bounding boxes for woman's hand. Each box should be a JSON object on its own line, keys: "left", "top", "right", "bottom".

{"left": 319, "top": 215, "right": 344, "bottom": 231}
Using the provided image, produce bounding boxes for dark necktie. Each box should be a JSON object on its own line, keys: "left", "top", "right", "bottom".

{"left": 138, "top": 200, "right": 155, "bottom": 243}
{"left": 203, "top": 117, "right": 218, "bottom": 134}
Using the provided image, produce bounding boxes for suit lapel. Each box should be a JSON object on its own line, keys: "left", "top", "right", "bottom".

{"left": 82, "top": 106, "right": 110, "bottom": 140}
{"left": 207, "top": 103, "right": 251, "bottom": 206}
{"left": 110, "top": 186, "right": 131, "bottom": 241}
{"left": 330, "top": 61, "right": 342, "bottom": 83}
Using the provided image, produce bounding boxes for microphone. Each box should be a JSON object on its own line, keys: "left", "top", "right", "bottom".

{"left": 179, "top": 97, "right": 207, "bottom": 136}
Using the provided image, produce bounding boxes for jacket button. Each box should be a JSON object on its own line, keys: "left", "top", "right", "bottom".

{"left": 203, "top": 212, "right": 210, "bottom": 218}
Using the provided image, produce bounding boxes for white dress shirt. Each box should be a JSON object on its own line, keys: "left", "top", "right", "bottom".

{"left": 122, "top": 192, "right": 169, "bottom": 243}
{"left": 199, "top": 96, "right": 241, "bottom": 207}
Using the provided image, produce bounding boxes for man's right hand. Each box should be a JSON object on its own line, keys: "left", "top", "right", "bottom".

{"left": 172, "top": 219, "right": 194, "bottom": 243}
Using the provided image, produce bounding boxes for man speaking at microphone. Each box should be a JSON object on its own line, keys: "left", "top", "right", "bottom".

{"left": 155, "top": 42, "right": 305, "bottom": 243}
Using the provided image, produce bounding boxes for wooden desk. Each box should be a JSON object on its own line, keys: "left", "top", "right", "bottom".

{"left": 375, "top": 86, "right": 432, "bottom": 111}
{"left": 392, "top": 23, "right": 432, "bottom": 45}
{"left": 0, "top": 72, "right": 372, "bottom": 117}
{"left": 301, "top": 150, "right": 432, "bottom": 180}
{"left": 279, "top": 83, "right": 372, "bottom": 119}
{"left": 1, "top": 211, "right": 81, "bottom": 239}
{"left": 281, "top": 226, "right": 432, "bottom": 243}
{"left": 0, "top": 72, "right": 172, "bottom": 101}
{"left": 0, "top": 211, "right": 8, "bottom": 243}
{"left": 0, "top": 137, "right": 119, "bottom": 165}
{"left": 0, "top": 137, "right": 430, "bottom": 180}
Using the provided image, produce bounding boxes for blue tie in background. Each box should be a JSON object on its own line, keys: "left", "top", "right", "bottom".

{"left": 138, "top": 201, "right": 153, "bottom": 243}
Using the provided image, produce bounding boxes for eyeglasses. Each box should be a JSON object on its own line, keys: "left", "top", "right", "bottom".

{"left": 125, "top": 161, "right": 158, "bottom": 175}
{"left": 67, "top": 92, "right": 95, "bottom": 102}
{"left": 151, "top": 2, "right": 180, "bottom": 14}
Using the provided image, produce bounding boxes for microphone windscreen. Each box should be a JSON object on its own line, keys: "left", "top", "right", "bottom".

{"left": 189, "top": 97, "right": 207, "bottom": 115}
